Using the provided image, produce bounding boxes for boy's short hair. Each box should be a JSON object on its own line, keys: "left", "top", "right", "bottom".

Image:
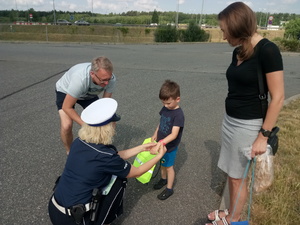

{"left": 159, "top": 80, "right": 180, "bottom": 100}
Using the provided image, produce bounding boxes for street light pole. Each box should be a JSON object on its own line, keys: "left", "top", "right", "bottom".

{"left": 259, "top": 12, "right": 262, "bottom": 27}
{"left": 53, "top": 0, "right": 56, "bottom": 25}
{"left": 175, "top": 0, "right": 179, "bottom": 28}
{"left": 199, "top": 0, "right": 205, "bottom": 27}
{"left": 15, "top": 0, "right": 19, "bottom": 21}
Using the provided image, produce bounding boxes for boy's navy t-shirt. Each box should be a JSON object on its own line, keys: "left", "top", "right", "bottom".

{"left": 157, "top": 107, "right": 184, "bottom": 153}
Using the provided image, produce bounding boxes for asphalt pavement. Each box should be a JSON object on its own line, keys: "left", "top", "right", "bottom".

{"left": 0, "top": 42, "right": 299, "bottom": 225}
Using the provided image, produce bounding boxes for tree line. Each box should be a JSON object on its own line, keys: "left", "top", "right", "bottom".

{"left": 0, "top": 9, "right": 299, "bottom": 27}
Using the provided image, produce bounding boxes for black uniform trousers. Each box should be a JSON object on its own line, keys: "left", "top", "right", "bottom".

{"left": 48, "top": 178, "right": 127, "bottom": 225}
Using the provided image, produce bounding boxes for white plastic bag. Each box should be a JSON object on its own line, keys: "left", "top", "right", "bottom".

{"left": 239, "top": 145, "right": 252, "bottom": 160}
{"left": 253, "top": 145, "right": 274, "bottom": 193}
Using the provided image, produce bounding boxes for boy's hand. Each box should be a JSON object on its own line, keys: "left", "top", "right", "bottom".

{"left": 149, "top": 142, "right": 161, "bottom": 155}
{"left": 151, "top": 135, "right": 157, "bottom": 142}
{"left": 157, "top": 143, "right": 167, "bottom": 156}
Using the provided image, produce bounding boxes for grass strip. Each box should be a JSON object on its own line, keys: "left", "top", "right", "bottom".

{"left": 251, "top": 97, "right": 300, "bottom": 224}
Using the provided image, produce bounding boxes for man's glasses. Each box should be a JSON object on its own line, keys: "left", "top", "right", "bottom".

{"left": 93, "top": 72, "right": 112, "bottom": 84}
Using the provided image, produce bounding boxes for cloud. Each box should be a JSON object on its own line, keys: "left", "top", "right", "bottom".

{"left": 282, "top": 0, "right": 298, "bottom": 3}
{"left": 17, "top": 0, "right": 45, "bottom": 7}
{"left": 266, "top": 1, "right": 276, "bottom": 6}
{"left": 133, "top": 0, "right": 159, "bottom": 11}
{"left": 243, "top": 1, "right": 254, "bottom": 7}
{"left": 87, "top": 0, "right": 161, "bottom": 13}
{"left": 60, "top": 1, "right": 77, "bottom": 11}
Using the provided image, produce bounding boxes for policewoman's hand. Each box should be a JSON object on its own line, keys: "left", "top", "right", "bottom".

{"left": 141, "top": 142, "right": 157, "bottom": 152}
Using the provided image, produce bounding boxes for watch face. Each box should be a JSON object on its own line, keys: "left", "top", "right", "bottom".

{"left": 260, "top": 129, "right": 271, "bottom": 137}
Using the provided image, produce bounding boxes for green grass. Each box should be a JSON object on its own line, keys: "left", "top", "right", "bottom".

{"left": 0, "top": 24, "right": 156, "bottom": 43}
{"left": 0, "top": 25, "right": 288, "bottom": 45}
{"left": 250, "top": 97, "right": 300, "bottom": 224}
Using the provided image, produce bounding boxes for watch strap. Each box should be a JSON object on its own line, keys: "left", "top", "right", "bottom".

{"left": 259, "top": 128, "right": 272, "bottom": 137}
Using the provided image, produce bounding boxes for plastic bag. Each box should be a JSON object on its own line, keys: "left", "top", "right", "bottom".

{"left": 239, "top": 145, "right": 252, "bottom": 161}
{"left": 253, "top": 145, "right": 274, "bottom": 193}
{"left": 239, "top": 145, "right": 274, "bottom": 193}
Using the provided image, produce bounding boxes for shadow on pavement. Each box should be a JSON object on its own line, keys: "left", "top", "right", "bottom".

{"left": 205, "top": 140, "right": 227, "bottom": 196}
{"left": 113, "top": 142, "right": 187, "bottom": 224}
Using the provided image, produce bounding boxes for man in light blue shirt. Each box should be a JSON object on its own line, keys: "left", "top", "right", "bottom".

{"left": 55, "top": 56, "right": 116, "bottom": 154}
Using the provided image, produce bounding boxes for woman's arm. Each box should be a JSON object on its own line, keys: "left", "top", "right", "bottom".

{"left": 126, "top": 143, "right": 167, "bottom": 178}
{"left": 118, "top": 143, "right": 157, "bottom": 160}
{"left": 263, "top": 70, "right": 285, "bottom": 129}
{"left": 251, "top": 70, "right": 284, "bottom": 157}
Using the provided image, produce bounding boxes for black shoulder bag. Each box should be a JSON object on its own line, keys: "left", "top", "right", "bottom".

{"left": 257, "top": 41, "right": 280, "bottom": 155}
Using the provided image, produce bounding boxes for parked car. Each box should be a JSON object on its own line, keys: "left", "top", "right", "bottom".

{"left": 74, "top": 20, "right": 90, "bottom": 26}
{"left": 150, "top": 23, "right": 158, "bottom": 27}
{"left": 56, "top": 19, "right": 72, "bottom": 25}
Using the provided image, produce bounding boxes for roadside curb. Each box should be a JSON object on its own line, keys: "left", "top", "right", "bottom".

{"left": 219, "top": 93, "right": 300, "bottom": 210}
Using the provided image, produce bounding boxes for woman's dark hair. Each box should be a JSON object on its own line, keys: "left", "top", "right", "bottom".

{"left": 218, "top": 2, "right": 257, "bottom": 61}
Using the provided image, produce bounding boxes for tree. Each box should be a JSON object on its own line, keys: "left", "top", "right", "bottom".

{"left": 9, "top": 9, "right": 17, "bottom": 22}
{"left": 151, "top": 9, "right": 159, "bottom": 24}
{"left": 179, "top": 21, "right": 209, "bottom": 42}
{"left": 284, "top": 18, "right": 300, "bottom": 40}
{"left": 154, "top": 25, "right": 178, "bottom": 42}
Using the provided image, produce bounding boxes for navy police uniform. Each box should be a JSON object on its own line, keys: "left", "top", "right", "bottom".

{"left": 48, "top": 98, "right": 130, "bottom": 225}
{"left": 48, "top": 138, "right": 131, "bottom": 225}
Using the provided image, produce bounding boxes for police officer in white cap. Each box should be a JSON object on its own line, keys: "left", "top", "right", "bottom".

{"left": 48, "top": 98, "right": 166, "bottom": 225}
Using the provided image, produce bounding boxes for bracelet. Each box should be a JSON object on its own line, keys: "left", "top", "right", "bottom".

{"left": 159, "top": 140, "right": 166, "bottom": 146}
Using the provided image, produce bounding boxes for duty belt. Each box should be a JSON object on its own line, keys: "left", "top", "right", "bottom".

{"left": 51, "top": 196, "right": 92, "bottom": 215}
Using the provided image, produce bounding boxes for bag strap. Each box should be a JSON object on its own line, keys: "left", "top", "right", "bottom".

{"left": 230, "top": 159, "right": 256, "bottom": 222}
{"left": 257, "top": 40, "right": 270, "bottom": 121}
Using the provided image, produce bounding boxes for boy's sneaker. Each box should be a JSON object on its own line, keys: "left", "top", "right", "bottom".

{"left": 157, "top": 188, "right": 173, "bottom": 200}
{"left": 153, "top": 179, "right": 167, "bottom": 190}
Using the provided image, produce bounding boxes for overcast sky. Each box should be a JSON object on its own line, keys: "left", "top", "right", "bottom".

{"left": 3, "top": 0, "right": 300, "bottom": 14}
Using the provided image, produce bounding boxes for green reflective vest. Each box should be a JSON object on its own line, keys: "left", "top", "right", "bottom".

{"left": 133, "top": 138, "right": 157, "bottom": 184}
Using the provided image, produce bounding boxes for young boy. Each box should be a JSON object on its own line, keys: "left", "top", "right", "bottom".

{"left": 151, "top": 80, "right": 185, "bottom": 200}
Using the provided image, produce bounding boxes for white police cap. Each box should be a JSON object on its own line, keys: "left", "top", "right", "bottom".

{"left": 81, "top": 98, "right": 120, "bottom": 127}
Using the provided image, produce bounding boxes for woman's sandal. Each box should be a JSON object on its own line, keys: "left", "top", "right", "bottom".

{"left": 206, "top": 216, "right": 230, "bottom": 225}
{"left": 207, "top": 209, "right": 230, "bottom": 221}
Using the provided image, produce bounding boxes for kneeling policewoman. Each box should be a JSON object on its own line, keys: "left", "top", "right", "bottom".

{"left": 48, "top": 98, "right": 166, "bottom": 225}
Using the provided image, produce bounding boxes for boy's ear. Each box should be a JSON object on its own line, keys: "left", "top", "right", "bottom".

{"left": 176, "top": 97, "right": 181, "bottom": 102}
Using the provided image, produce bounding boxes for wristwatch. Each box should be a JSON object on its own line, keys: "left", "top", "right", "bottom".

{"left": 259, "top": 128, "right": 272, "bottom": 137}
